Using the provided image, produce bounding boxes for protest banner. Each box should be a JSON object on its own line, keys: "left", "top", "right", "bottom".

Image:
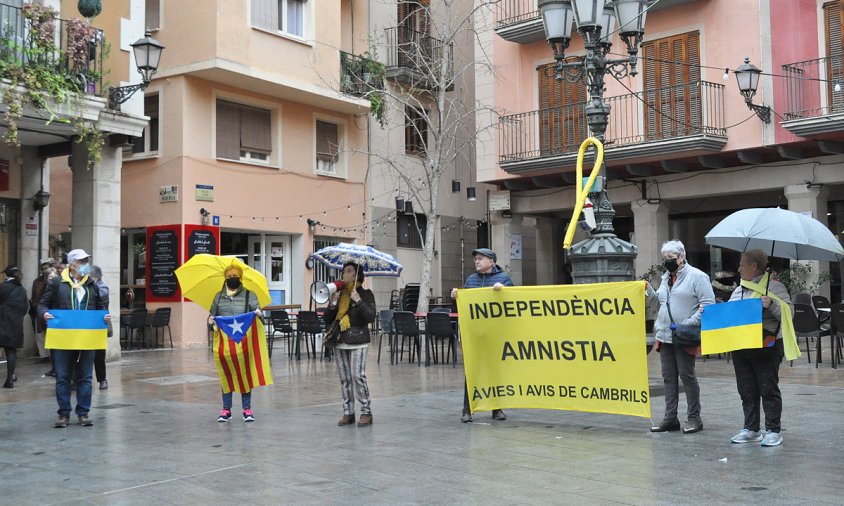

{"left": 457, "top": 281, "right": 649, "bottom": 418}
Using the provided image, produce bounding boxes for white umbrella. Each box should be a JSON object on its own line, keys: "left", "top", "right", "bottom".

{"left": 705, "top": 207, "right": 844, "bottom": 262}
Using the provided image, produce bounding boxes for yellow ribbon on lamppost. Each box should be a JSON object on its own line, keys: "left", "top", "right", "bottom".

{"left": 563, "top": 137, "right": 604, "bottom": 249}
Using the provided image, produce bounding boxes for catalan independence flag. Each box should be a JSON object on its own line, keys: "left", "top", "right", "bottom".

{"left": 45, "top": 310, "right": 108, "bottom": 350}
{"left": 701, "top": 299, "right": 763, "bottom": 355}
{"left": 213, "top": 312, "right": 272, "bottom": 394}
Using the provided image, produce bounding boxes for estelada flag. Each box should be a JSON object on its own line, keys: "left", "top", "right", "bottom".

{"left": 212, "top": 312, "right": 272, "bottom": 394}
{"left": 45, "top": 309, "right": 108, "bottom": 350}
{"left": 701, "top": 299, "right": 763, "bottom": 355}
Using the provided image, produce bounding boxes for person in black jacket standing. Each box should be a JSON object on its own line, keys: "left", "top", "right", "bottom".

{"left": 324, "top": 262, "right": 377, "bottom": 427}
{"left": 0, "top": 266, "right": 28, "bottom": 388}
{"left": 39, "top": 249, "right": 109, "bottom": 428}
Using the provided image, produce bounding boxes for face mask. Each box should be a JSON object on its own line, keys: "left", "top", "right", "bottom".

{"left": 225, "top": 277, "right": 241, "bottom": 290}
{"left": 77, "top": 264, "right": 91, "bottom": 276}
{"left": 663, "top": 258, "right": 679, "bottom": 273}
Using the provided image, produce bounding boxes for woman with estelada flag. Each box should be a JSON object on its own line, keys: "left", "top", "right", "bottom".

{"left": 175, "top": 255, "right": 272, "bottom": 423}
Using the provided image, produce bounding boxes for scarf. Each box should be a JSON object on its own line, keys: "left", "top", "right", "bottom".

{"left": 740, "top": 273, "right": 800, "bottom": 361}
{"left": 335, "top": 281, "right": 361, "bottom": 331}
{"left": 61, "top": 268, "right": 90, "bottom": 310}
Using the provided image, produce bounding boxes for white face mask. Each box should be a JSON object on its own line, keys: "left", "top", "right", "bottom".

{"left": 77, "top": 263, "right": 91, "bottom": 276}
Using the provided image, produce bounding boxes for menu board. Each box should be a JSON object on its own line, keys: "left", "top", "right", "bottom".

{"left": 185, "top": 225, "right": 220, "bottom": 259}
{"left": 146, "top": 225, "right": 181, "bottom": 302}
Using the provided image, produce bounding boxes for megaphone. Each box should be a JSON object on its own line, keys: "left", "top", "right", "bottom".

{"left": 310, "top": 280, "right": 346, "bottom": 304}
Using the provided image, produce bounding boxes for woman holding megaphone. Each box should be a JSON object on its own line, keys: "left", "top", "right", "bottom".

{"left": 323, "top": 262, "right": 377, "bottom": 427}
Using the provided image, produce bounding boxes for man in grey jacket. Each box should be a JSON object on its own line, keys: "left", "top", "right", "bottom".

{"left": 646, "top": 240, "right": 715, "bottom": 434}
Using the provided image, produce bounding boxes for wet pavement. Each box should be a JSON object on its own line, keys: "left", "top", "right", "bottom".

{"left": 1, "top": 338, "right": 843, "bottom": 505}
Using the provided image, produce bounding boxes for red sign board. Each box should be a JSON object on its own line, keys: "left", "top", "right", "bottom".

{"left": 146, "top": 225, "right": 181, "bottom": 302}
{"left": 184, "top": 225, "right": 220, "bottom": 259}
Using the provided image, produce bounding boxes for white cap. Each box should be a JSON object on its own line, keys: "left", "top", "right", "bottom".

{"left": 66, "top": 249, "right": 91, "bottom": 263}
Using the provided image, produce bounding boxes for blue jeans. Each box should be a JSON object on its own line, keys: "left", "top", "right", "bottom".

{"left": 54, "top": 349, "right": 94, "bottom": 416}
{"left": 222, "top": 390, "right": 251, "bottom": 410}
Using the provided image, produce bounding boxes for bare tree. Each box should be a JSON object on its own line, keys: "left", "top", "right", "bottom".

{"left": 361, "top": 0, "right": 500, "bottom": 313}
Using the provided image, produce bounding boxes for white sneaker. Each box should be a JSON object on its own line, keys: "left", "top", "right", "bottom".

{"left": 730, "top": 428, "right": 763, "bottom": 444}
{"left": 760, "top": 430, "right": 783, "bottom": 447}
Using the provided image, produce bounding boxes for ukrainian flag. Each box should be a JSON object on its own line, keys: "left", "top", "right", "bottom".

{"left": 45, "top": 310, "right": 108, "bottom": 350}
{"left": 701, "top": 299, "right": 763, "bottom": 355}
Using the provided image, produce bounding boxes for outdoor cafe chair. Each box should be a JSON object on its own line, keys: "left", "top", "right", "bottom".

{"left": 295, "top": 311, "right": 322, "bottom": 360}
{"left": 426, "top": 311, "right": 457, "bottom": 367}
{"left": 829, "top": 304, "right": 844, "bottom": 368}
{"left": 150, "top": 307, "right": 173, "bottom": 348}
{"left": 812, "top": 295, "right": 832, "bottom": 325}
{"left": 121, "top": 309, "right": 148, "bottom": 350}
{"left": 376, "top": 309, "right": 395, "bottom": 364}
{"left": 792, "top": 303, "right": 831, "bottom": 366}
{"left": 267, "top": 310, "right": 295, "bottom": 359}
{"left": 391, "top": 311, "right": 422, "bottom": 365}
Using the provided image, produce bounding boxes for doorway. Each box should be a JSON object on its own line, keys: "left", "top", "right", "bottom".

{"left": 248, "top": 235, "right": 292, "bottom": 305}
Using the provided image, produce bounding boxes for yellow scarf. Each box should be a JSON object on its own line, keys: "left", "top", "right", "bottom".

{"left": 335, "top": 282, "right": 361, "bottom": 331}
{"left": 740, "top": 273, "right": 800, "bottom": 361}
{"left": 61, "top": 267, "right": 90, "bottom": 310}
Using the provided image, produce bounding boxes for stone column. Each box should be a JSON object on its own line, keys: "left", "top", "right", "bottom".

{"left": 535, "top": 217, "right": 557, "bottom": 285}
{"left": 632, "top": 200, "right": 669, "bottom": 278}
{"left": 489, "top": 211, "right": 518, "bottom": 284}
{"left": 70, "top": 140, "right": 123, "bottom": 361}
{"left": 785, "top": 184, "right": 831, "bottom": 298}
{"left": 19, "top": 147, "right": 45, "bottom": 355}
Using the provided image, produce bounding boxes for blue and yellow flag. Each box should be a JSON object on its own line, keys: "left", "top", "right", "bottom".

{"left": 701, "top": 299, "right": 762, "bottom": 355}
{"left": 45, "top": 310, "right": 108, "bottom": 350}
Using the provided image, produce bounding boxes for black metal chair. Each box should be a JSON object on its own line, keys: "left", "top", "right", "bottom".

{"left": 792, "top": 292, "right": 812, "bottom": 306}
{"left": 121, "top": 309, "right": 148, "bottom": 350}
{"left": 295, "top": 311, "right": 322, "bottom": 360}
{"left": 391, "top": 311, "right": 421, "bottom": 365}
{"left": 401, "top": 284, "right": 420, "bottom": 312}
{"left": 268, "top": 310, "right": 295, "bottom": 359}
{"left": 829, "top": 303, "right": 844, "bottom": 369}
{"left": 426, "top": 311, "right": 457, "bottom": 367}
{"left": 792, "top": 303, "right": 831, "bottom": 367}
{"left": 812, "top": 295, "right": 832, "bottom": 325}
{"left": 150, "top": 308, "right": 172, "bottom": 348}
{"left": 376, "top": 309, "right": 395, "bottom": 364}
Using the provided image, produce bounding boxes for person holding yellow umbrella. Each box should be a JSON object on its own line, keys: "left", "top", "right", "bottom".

{"left": 175, "top": 255, "right": 272, "bottom": 423}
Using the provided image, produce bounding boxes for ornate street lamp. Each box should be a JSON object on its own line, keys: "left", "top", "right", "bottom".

{"left": 108, "top": 31, "right": 165, "bottom": 110}
{"left": 538, "top": 0, "right": 651, "bottom": 283}
{"left": 734, "top": 57, "right": 771, "bottom": 123}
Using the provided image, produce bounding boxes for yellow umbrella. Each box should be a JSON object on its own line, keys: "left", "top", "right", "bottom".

{"left": 175, "top": 254, "right": 271, "bottom": 311}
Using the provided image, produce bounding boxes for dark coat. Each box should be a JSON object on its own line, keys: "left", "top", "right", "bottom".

{"left": 0, "top": 279, "right": 29, "bottom": 348}
{"left": 38, "top": 272, "right": 106, "bottom": 315}
{"left": 324, "top": 286, "right": 377, "bottom": 345}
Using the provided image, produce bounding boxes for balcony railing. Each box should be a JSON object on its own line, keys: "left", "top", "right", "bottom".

{"left": 384, "top": 26, "right": 453, "bottom": 88}
{"left": 499, "top": 81, "right": 726, "bottom": 164}
{"left": 782, "top": 55, "right": 844, "bottom": 119}
{"left": 0, "top": 2, "right": 105, "bottom": 96}
{"left": 339, "top": 51, "right": 385, "bottom": 98}
{"left": 496, "top": 0, "right": 539, "bottom": 29}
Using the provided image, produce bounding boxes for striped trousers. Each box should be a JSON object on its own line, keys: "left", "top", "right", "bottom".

{"left": 335, "top": 346, "right": 371, "bottom": 415}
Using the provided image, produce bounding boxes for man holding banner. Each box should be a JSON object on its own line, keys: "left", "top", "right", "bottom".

{"left": 38, "top": 249, "right": 109, "bottom": 428}
{"left": 725, "top": 250, "right": 793, "bottom": 447}
{"left": 451, "top": 248, "right": 513, "bottom": 423}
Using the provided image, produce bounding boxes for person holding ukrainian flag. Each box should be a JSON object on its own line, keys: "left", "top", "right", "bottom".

{"left": 38, "top": 249, "right": 109, "bottom": 428}
{"left": 727, "top": 249, "right": 793, "bottom": 447}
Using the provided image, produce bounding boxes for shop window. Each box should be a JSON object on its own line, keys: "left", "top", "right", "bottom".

{"left": 216, "top": 100, "right": 272, "bottom": 164}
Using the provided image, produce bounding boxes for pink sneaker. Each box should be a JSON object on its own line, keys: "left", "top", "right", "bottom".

{"left": 217, "top": 408, "right": 232, "bottom": 422}
{"left": 242, "top": 409, "right": 255, "bottom": 422}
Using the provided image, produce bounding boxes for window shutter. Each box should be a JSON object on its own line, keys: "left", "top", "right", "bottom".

{"left": 240, "top": 106, "right": 272, "bottom": 153}
{"left": 216, "top": 101, "right": 241, "bottom": 160}
{"left": 251, "top": 0, "right": 278, "bottom": 31}
{"left": 146, "top": 0, "right": 160, "bottom": 30}
{"left": 316, "top": 121, "right": 339, "bottom": 160}
{"left": 825, "top": 2, "right": 844, "bottom": 112}
{"left": 537, "top": 63, "right": 583, "bottom": 155}
{"left": 642, "top": 31, "right": 700, "bottom": 140}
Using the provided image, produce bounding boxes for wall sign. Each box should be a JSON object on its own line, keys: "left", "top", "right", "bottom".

{"left": 489, "top": 190, "right": 510, "bottom": 211}
{"left": 146, "top": 225, "right": 181, "bottom": 302}
{"left": 185, "top": 224, "right": 220, "bottom": 259}
{"left": 159, "top": 185, "right": 178, "bottom": 203}
{"left": 195, "top": 184, "right": 214, "bottom": 202}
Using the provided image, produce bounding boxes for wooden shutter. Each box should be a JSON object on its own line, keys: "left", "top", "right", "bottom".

{"left": 240, "top": 106, "right": 271, "bottom": 153}
{"left": 146, "top": 0, "right": 160, "bottom": 30}
{"left": 316, "top": 121, "right": 339, "bottom": 161}
{"left": 641, "top": 31, "right": 700, "bottom": 140}
{"left": 251, "top": 0, "right": 278, "bottom": 31}
{"left": 216, "top": 101, "right": 241, "bottom": 159}
{"left": 825, "top": 1, "right": 844, "bottom": 113}
{"left": 537, "top": 63, "right": 584, "bottom": 156}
